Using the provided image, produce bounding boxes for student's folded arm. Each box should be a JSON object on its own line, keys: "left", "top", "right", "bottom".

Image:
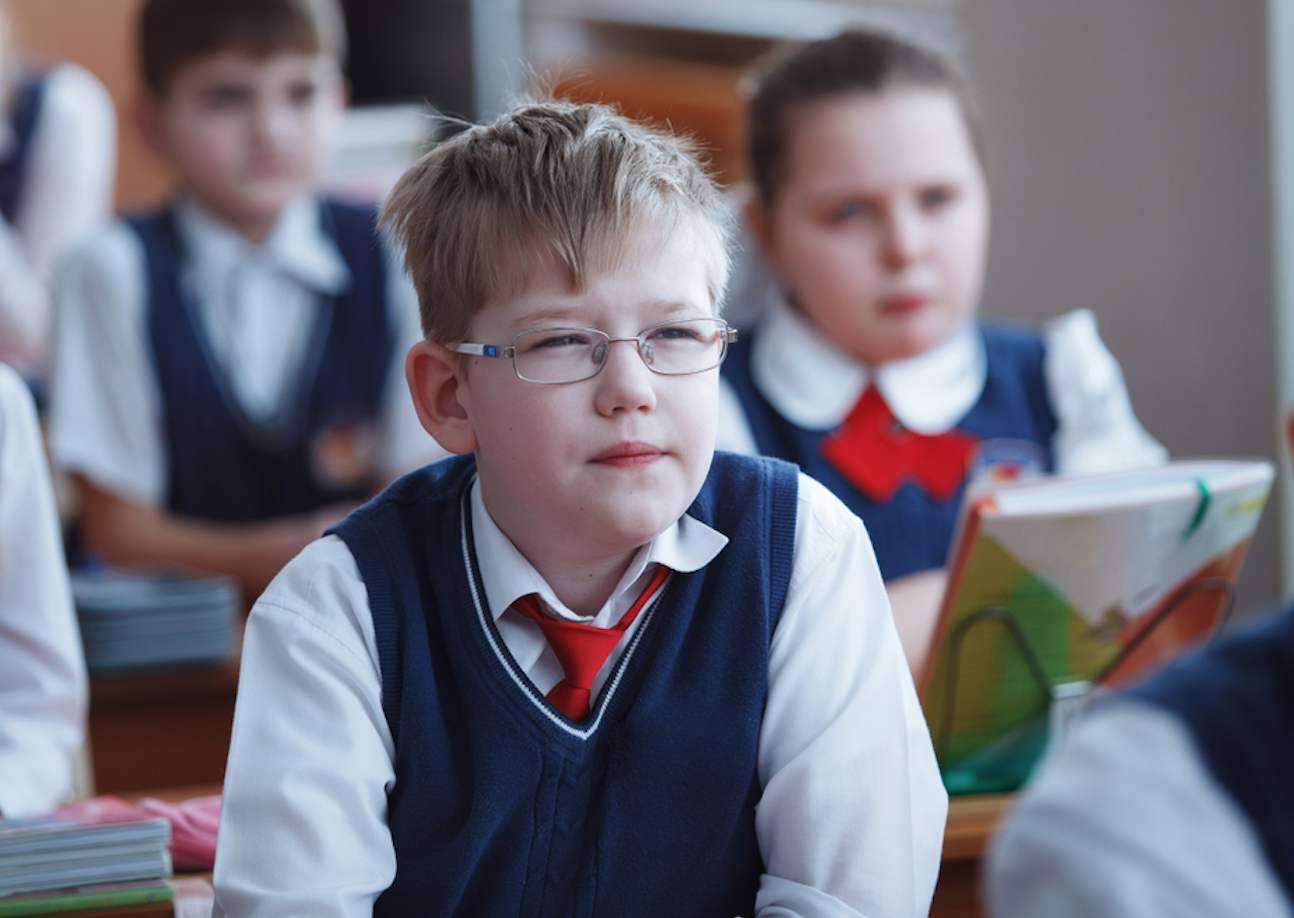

{"left": 213, "top": 536, "right": 396, "bottom": 918}
{"left": 74, "top": 475, "right": 354, "bottom": 603}
{"left": 754, "top": 474, "right": 947, "bottom": 918}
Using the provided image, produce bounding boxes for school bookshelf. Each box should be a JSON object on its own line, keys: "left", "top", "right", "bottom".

{"left": 919, "top": 458, "right": 1274, "bottom": 797}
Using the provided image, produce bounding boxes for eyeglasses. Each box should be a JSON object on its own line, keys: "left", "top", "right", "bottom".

{"left": 451, "top": 317, "right": 738, "bottom": 385}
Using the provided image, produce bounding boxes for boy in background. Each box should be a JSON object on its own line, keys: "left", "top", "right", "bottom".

{"left": 213, "top": 101, "right": 947, "bottom": 917}
{"left": 48, "top": 0, "right": 441, "bottom": 602}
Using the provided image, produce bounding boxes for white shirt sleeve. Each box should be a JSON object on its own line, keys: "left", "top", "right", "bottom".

{"left": 754, "top": 474, "right": 947, "bottom": 918}
{"left": 0, "top": 64, "right": 116, "bottom": 371}
{"left": 212, "top": 536, "right": 396, "bottom": 918}
{"left": 0, "top": 363, "right": 86, "bottom": 817}
{"left": 376, "top": 250, "right": 449, "bottom": 477}
{"left": 47, "top": 223, "right": 168, "bottom": 506}
{"left": 1044, "top": 309, "right": 1168, "bottom": 475}
{"left": 986, "top": 699, "right": 1292, "bottom": 918}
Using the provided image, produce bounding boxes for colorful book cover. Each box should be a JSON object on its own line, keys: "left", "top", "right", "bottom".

{"left": 0, "top": 798, "right": 170, "bottom": 857}
{"left": 918, "top": 459, "right": 1274, "bottom": 794}
{"left": 0, "top": 880, "right": 173, "bottom": 917}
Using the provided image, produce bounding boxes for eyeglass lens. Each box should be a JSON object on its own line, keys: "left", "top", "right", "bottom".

{"left": 512, "top": 319, "right": 729, "bottom": 383}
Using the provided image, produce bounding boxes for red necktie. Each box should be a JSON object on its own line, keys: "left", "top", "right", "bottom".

{"left": 510, "top": 564, "right": 671, "bottom": 721}
{"left": 820, "top": 385, "right": 978, "bottom": 503}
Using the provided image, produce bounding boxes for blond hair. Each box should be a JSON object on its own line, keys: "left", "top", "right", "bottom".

{"left": 381, "top": 101, "right": 732, "bottom": 347}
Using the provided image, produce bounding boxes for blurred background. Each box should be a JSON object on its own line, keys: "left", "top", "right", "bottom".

{"left": 7, "top": 0, "right": 1285, "bottom": 613}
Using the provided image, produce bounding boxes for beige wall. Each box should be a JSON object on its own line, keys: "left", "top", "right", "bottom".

{"left": 960, "top": 0, "right": 1280, "bottom": 612}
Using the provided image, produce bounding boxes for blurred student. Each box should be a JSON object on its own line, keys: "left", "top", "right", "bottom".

{"left": 0, "top": 361, "right": 85, "bottom": 817}
{"left": 0, "top": 0, "right": 116, "bottom": 384}
{"left": 48, "top": 0, "right": 442, "bottom": 603}
{"left": 718, "top": 30, "right": 1165, "bottom": 670}
{"left": 211, "top": 100, "right": 946, "bottom": 918}
{"left": 986, "top": 604, "right": 1294, "bottom": 917}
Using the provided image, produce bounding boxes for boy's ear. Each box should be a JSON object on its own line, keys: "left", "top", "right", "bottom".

{"left": 132, "top": 92, "right": 168, "bottom": 160}
{"left": 406, "top": 340, "right": 478, "bottom": 455}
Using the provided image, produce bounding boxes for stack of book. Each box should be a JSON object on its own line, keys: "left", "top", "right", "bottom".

{"left": 71, "top": 571, "right": 238, "bottom": 674}
{"left": 0, "top": 797, "right": 173, "bottom": 916}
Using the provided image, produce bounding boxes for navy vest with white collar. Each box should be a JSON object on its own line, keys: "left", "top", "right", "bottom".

{"left": 331, "top": 451, "right": 798, "bottom": 917}
{"left": 1127, "top": 606, "right": 1294, "bottom": 902}
{"left": 0, "top": 71, "right": 46, "bottom": 224}
{"left": 722, "top": 320, "right": 1058, "bottom": 580}
{"left": 132, "top": 200, "right": 393, "bottom": 522}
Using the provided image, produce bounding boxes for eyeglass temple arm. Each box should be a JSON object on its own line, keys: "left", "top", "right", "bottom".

{"left": 450, "top": 343, "right": 514, "bottom": 359}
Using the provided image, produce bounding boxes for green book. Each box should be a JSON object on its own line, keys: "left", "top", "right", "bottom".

{"left": 0, "top": 879, "right": 173, "bottom": 917}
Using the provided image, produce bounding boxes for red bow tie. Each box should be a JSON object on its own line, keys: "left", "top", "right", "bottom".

{"left": 820, "top": 385, "right": 978, "bottom": 503}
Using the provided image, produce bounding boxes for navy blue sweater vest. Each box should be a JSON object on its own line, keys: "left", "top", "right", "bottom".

{"left": 1128, "top": 607, "right": 1294, "bottom": 901}
{"left": 133, "top": 201, "right": 393, "bottom": 522}
{"left": 722, "top": 321, "right": 1058, "bottom": 580}
{"left": 0, "top": 73, "right": 47, "bottom": 223}
{"left": 332, "top": 452, "right": 799, "bottom": 917}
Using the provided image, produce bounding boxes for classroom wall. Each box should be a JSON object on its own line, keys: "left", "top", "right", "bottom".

{"left": 10, "top": 0, "right": 1282, "bottom": 611}
{"left": 960, "top": 0, "right": 1280, "bottom": 613}
{"left": 6, "top": 0, "right": 170, "bottom": 211}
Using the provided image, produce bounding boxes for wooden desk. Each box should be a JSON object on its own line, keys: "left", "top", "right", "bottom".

{"left": 88, "top": 655, "right": 240, "bottom": 795}
{"left": 931, "top": 794, "right": 1014, "bottom": 918}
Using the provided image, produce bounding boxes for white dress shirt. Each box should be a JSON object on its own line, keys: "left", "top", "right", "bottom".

{"left": 0, "top": 63, "right": 116, "bottom": 376}
{"left": 48, "top": 195, "right": 445, "bottom": 507}
{"left": 213, "top": 471, "right": 948, "bottom": 918}
{"left": 717, "top": 290, "right": 1168, "bottom": 476}
{"left": 986, "top": 699, "right": 1292, "bottom": 918}
{"left": 0, "top": 363, "right": 86, "bottom": 817}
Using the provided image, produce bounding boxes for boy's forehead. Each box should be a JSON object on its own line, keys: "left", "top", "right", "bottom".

{"left": 161, "top": 46, "right": 337, "bottom": 93}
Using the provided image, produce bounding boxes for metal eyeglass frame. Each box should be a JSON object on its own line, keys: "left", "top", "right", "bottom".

{"left": 450, "top": 318, "right": 739, "bottom": 384}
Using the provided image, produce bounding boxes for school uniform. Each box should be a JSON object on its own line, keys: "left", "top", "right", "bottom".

{"left": 0, "top": 362, "right": 85, "bottom": 817}
{"left": 0, "top": 63, "right": 115, "bottom": 375}
{"left": 48, "top": 195, "right": 444, "bottom": 519}
{"left": 718, "top": 291, "right": 1167, "bottom": 580}
{"left": 986, "top": 606, "right": 1294, "bottom": 918}
{"left": 212, "top": 454, "right": 947, "bottom": 918}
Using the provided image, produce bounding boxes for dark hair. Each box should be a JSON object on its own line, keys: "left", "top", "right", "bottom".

{"left": 138, "top": 0, "right": 347, "bottom": 95}
{"left": 744, "top": 29, "right": 981, "bottom": 202}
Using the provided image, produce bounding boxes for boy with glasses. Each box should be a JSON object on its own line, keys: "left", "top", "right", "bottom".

{"left": 213, "top": 100, "right": 946, "bottom": 918}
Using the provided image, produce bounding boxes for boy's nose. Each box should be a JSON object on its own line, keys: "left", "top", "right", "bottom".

{"left": 881, "top": 204, "right": 928, "bottom": 267}
{"left": 592, "top": 339, "right": 657, "bottom": 415}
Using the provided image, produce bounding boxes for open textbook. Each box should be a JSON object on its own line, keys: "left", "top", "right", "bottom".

{"left": 917, "top": 458, "right": 1274, "bottom": 794}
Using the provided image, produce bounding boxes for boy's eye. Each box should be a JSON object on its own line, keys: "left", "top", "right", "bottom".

{"left": 647, "top": 323, "right": 703, "bottom": 342}
{"left": 521, "top": 331, "right": 592, "bottom": 351}
{"left": 202, "top": 85, "right": 251, "bottom": 110}
{"left": 919, "top": 186, "right": 957, "bottom": 211}
{"left": 288, "top": 82, "right": 318, "bottom": 107}
{"left": 828, "top": 200, "right": 873, "bottom": 224}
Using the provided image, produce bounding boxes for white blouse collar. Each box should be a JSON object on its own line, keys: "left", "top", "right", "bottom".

{"left": 173, "top": 195, "right": 352, "bottom": 298}
{"left": 470, "top": 477, "right": 729, "bottom": 628}
{"left": 751, "top": 288, "right": 986, "bottom": 435}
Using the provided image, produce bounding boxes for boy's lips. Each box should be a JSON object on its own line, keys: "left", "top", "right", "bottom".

{"left": 591, "top": 441, "right": 663, "bottom": 468}
{"left": 881, "top": 293, "right": 930, "bottom": 315}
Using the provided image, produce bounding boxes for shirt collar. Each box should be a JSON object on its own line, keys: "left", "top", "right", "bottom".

{"left": 751, "top": 287, "right": 987, "bottom": 435}
{"left": 173, "top": 195, "right": 352, "bottom": 298}
{"left": 470, "top": 476, "right": 728, "bottom": 626}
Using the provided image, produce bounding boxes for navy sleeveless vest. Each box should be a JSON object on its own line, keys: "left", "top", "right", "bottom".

{"left": 133, "top": 201, "right": 393, "bottom": 522}
{"left": 0, "top": 72, "right": 46, "bottom": 223}
{"left": 1128, "top": 607, "right": 1294, "bottom": 901}
{"left": 723, "top": 321, "right": 1058, "bottom": 580}
{"left": 332, "top": 452, "right": 799, "bottom": 917}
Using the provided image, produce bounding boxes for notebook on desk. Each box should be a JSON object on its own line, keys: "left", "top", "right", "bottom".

{"left": 917, "top": 458, "right": 1274, "bottom": 795}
